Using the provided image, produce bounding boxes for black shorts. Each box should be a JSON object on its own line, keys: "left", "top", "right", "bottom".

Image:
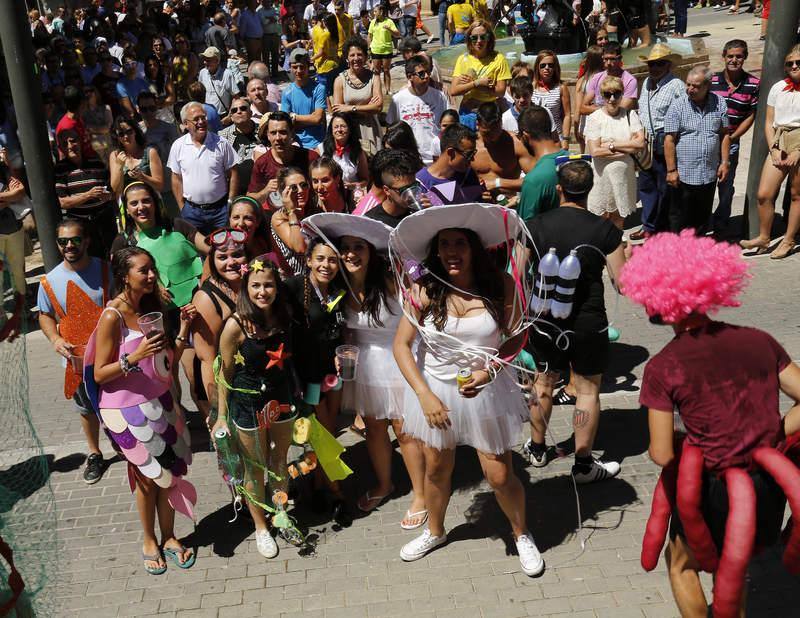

{"left": 371, "top": 52, "right": 393, "bottom": 60}
{"left": 669, "top": 469, "right": 786, "bottom": 553}
{"left": 528, "top": 327, "right": 609, "bottom": 377}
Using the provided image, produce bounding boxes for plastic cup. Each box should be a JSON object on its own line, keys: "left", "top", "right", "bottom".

{"left": 70, "top": 344, "right": 86, "bottom": 373}
{"left": 400, "top": 184, "right": 424, "bottom": 211}
{"left": 137, "top": 312, "right": 164, "bottom": 338}
{"left": 336, "top": 345, "right": 360, "bottom": 381}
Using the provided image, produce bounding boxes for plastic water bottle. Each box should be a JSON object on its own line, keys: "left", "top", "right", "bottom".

{"left": 530, "top": 248, "right": 560, "bottom": 314}
{"left": 550, "top": 250, "right": 581, "bottom": 319}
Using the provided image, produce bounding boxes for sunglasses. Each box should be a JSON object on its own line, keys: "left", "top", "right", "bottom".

{"left": 287, "top": 181, "right": 309, "bottom": 193}
{"left": 207, "top": 228, "right": 248, "bottom": 247}
{"left": 602, "top": 90, "right": 623, "bottom": 99}
{"left": 230, "top": 105, "right": 250, "bottom": 113}
{"left": 117, "top": 128, "right": 135, "bottom": 137}
{"left": 389, "top": 180, "right": 420, "bottom": 194}
{"left": 408, "top": 70, "right": 428, "bottom": 79}
{"left": 539, "top": 62, "right": 555, "bottom": 69}
{"left": 469, "top": 34, "right": 488, "bottom": 42}
{"left": 648, "top": 59, "right": 668, "bottom": 67}
{"left": 786, "top": 60, "right": 800, "bottom": 69}
{"left": 453, "top": 147, "right": 477, "bottom": 161}
{"left": 57, "top": 236, "right": 83, "bottom": 248}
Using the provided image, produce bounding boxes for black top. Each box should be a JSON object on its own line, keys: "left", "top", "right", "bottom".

{"left": 284, "top": 274, "right": 345, "bottom": 384}
{"left": 364, "top": 203, "right": 410, "bottom": 229}
{"left": 527, "top": 206, "right": 622, "bottom": 332}
{"left": 200, "top": 278, "right": 237, "bottom": 319}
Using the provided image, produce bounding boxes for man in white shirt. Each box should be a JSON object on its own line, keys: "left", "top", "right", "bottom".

{"left": 303, "top": 0, "right": 324, "bottom": 32}
{"left": 168, "top": 102, "right": 239, "bottom": 234}
{"left": 399, "top": 0, "right": 419, "bottom": 37}
{"left": 386, "top": 56, "right": 449, "bottom": 164}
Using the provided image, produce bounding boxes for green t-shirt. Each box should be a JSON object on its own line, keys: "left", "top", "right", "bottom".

{"left": 517, "top": 149, "right": 568, "bottom": 222}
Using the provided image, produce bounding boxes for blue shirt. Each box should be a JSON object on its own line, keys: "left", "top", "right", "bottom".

{"left": 37, "top": 258, "right": 110, "bottom": 319}
{"left": 664, "top": 92, "right": 729, "bottom": 186}
{"left": 280, "top": 79, "right": 327, "bottom": 149}
{"left": 638, "top": 73, "right": 685, "bottom": 135}
{"left": 202, "top": 103, "right": 222, "bottom": 133}
{"left": 116, "top": 76, "right": 150, "bottom": 105}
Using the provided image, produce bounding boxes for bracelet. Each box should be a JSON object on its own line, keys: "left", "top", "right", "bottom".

{"left": 175, "top": 335, "right": 187, "bottom": 343}
{"left": 119, "top": 353, "right": 142, "bottom": 376}
{"left": 289, "top": 222, "right": 300, "bottom": 227}
{"left": 494, "top": 178, "right": 501, "bottom": 189}
{"left": 667, "top": 169, "right": 677, "bottom": 173}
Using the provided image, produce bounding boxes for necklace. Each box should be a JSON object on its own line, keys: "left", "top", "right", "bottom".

{"left": 118, "top": 294, "right": 140, "bottom": 315}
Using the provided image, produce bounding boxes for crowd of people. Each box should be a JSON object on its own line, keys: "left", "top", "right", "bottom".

{"left": 1, "top": 1, "right": 800, "bottom": 614}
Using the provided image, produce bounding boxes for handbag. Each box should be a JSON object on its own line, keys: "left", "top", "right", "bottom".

{"left": 625, "top": 110, "right": 652, "bottom": 171}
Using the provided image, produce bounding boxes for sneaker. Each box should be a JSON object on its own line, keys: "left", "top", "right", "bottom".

{"left": 523, "top": 439, "right": 550, "bottom": 468}
{"left": 571, "top": 458, "right": 621, "bottom": 484}
{"left": 83, "top": 453, "right": 104, "bottom": 484}
{"left": 515, "top": 533, "right": 545, "bottom": 576}
{"left": 255, "top": 529, "right": 279, "bottom": 559}
{"left": 400, "top": 528, "right": 447, "bottom": 561}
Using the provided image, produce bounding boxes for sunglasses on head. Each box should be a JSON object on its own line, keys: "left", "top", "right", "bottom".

{"left": 207, "top": 228, "right": 248, "bottom": 247}
{"left": 57, "top": 236, "right": 83, "bottom": 248}
{"left": 786, "top": 60, "right": 800, "bottom": 69}
{"left": 469, "top": 34, "right": 488, "bottom": 42}
{"left": 602, "top": 90, "right": 623, "bottom": 99}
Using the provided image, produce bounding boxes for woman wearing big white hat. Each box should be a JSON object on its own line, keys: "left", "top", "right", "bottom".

{"left": 303, "top": 213, "right": 429, "bottom": 530}
{"left": 389, "top": 203, "right": 544, "bottom": 576}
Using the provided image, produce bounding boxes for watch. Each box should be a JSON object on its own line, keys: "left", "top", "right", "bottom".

{"left": 351, "top": 105, "right": 357, "bottom": 113}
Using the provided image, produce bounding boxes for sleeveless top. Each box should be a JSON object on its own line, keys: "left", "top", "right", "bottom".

{"left": 97, "top": 306, "right": 173, "bottom": 408}
{"left": 533, "top": 84, "right": 565, "bottom": 139}
{"left": 345, "top": 294, "right": 401, "bottom": 348}
{"left": 270, "top": 221, "right": 306, "bottom": 278}
{"left": 417, "top": 310, "right": 501, "bottom": 382}
{"left": 122, "top": 147, "right": 152, "bottom": 188}
{"left": 199, "top": 278, "right": 237, "bottom": 319}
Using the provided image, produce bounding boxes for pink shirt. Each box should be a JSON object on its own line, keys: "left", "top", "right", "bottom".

{"left": 353, "top": 189, "right": 382, "bottom": 216}
{"left": 587, "top": 70, "right": 639, "bottom": 107}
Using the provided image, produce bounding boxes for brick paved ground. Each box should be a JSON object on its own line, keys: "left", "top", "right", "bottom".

{"left": 11, "top": 8, "right": 800, "bottom": 618}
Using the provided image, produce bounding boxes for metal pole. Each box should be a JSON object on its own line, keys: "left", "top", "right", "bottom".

{"left": 742, "top": 1, "right": 800, "bottom": 238}
{"left": 0, "top": 0, "right": 62, "bottom": 271}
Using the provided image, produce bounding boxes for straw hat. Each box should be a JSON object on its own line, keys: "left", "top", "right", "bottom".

{"left": 639, "top": 43, "right": 680, "bottom": 64}
{"left": 389, "top": 203, "right": 524, "bottom": 262}
{"left": 303, "top": 213, "right": 393, "bottom": 253}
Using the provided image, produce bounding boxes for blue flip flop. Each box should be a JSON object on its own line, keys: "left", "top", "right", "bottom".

{"left": 163, "top": 545, "right": 196, "bottom": 569}
{"left": 143, "top": 552, "right": 166, "bottom": 575}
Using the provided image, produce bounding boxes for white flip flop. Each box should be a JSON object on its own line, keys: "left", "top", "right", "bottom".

{"left": 400, "top": 509, "right": 429, "bottom": 530}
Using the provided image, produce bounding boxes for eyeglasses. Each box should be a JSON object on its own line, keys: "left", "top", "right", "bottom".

{"left": 388, "top": 180, "right": 420, "bottom": 194}
{"left": 287, "top": 181, "right": 309, "bottom": 193}
{"left": 230, "top": 105, "right": 250, "bottom": 113}
{"left": 207, "top": 228, "right": 248, "bottom": 247}
{"left": 408, "top": 70, "right": 428, "bottom": 79}
{"left": 453, "top": 147, "right": 477, "bottom": 161}
{"left": 57, "top": 236, "right": 83, "bottom": 248}
{"left": 602, "top": 90, "right": 623, "bottom": 99}
{"left": 469, "top": 34, "right": 488, "bottom": 42}
{"left": 786, "top": 60, "right": 800, "bottom": 69}
{"left": 187, "top": 116, "right": 207, "bottom": 124}
{"left": 539, "top": 62, "right": 555, "bottom": 69}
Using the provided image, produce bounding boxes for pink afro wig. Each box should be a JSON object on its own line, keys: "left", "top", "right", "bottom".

{"left": 619, "top": 230, "right": 751, "bottom": 324}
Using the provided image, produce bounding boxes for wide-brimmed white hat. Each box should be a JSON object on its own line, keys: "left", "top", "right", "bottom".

{"left": 302, "top": 213, "right": 393, "bottom": 252}
{"left": 389, "top": 203, "right": 524, "bottom": 262}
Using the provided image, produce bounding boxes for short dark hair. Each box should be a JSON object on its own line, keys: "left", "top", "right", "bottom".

{"left": 401, "top": 37, "right": 422, "bottom": 54}
{"left": 188, "top": 81, "right": 206, "bottom": 101}
{"left": 405, "top": 55, "right": 427, "bottom": 76}
{"left": 373, "top": 149, "right": 420, "bottom": 187}
{"left": 518, "top": 105, "right": 553, "bottom": 141}
{"left": 510, "top": 75, "right": 533, "bottom": 98}
{"left": 136, "top": 91, "right": 157, "bottom": 106}
{"left": 723, "top": 39, "right": 748, "bottom": 57}
{"left": 603, "top": 41, "right": 622, "bottom": 58}
{"left": 56, "top": 218, "right": 87, "bottom": 237}
{"left": 440, "top": 123, "right": 475, "bottom": 152}
{"left": 343, "top": 35, "right": 368, "bottom": 57}
{"left": 476, "top": 101, "right": 502, "bottom": 126}
{"left": 63, "top": 85, "right": 83, "bottom": 113}
{"left": 558, "top": 160, "right": 594, "bottom": 202}
{"left": 267, "top": 110, "right": 293, "bottom": 130}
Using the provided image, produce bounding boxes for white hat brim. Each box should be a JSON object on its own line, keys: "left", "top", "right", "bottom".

{"left": 389, "top": 203, "right": 524, "bottom": 262}
{"left": 302, "top": 213, "right": 393, "bottom": 252}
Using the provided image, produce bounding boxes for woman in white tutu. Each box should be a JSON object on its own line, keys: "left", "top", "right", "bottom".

{"left": 391, "top": 203, "right": 544, "bottom": 576}
{"left": 303, "top": 213, "right": 428, "bottom": 530}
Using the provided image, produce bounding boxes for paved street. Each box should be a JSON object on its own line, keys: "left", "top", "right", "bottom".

{"left": 10, "top": 6, "right": 800, "bottom": 618}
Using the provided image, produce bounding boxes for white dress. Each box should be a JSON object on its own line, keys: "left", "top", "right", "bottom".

{"left": 342, "top": 296, "right": 405, "bottom": 420}
{"left": 402, "top": 311, "right": 528, "bottom": 454}
{"left": 584, "top": 108, "right": 641, "bottom": 218}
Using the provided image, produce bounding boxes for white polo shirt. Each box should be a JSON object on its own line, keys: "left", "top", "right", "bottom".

{"left": 167, "top": 132, "right": 238, "bottom": 204}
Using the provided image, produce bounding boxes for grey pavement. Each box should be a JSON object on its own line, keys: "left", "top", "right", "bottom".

{"left": 14, "top": 7, "right": 800, "bottom": 618}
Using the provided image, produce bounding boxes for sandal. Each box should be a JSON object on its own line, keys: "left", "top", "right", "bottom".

{"left": 143, "top": 551, "right": 167, "bottom": 575}
{"left": 163, "top": 545, "right": 196, "bottom": 569}
{"left": 770, "top": 241, "right": 796, "bottom": 260}
{"left": 553, "top": 387, "right": 577, "bottom": 407}
{"left": 739, "top": 237, "right": 769, "bottom": 252}
{"left": 357, "top": 486, "right": 395, "bottom": 512}
{"left": 400, "top": 509, "right": 429, "bottom": 530}
{"left": 348, "top": 423, "right": 367, "bottom": 438}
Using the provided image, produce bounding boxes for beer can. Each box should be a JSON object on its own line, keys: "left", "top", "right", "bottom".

{"left": 456, "top": 368, "right": 472, "bottom": 390}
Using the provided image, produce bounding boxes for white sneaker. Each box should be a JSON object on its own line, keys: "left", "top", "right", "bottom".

{"left": 571, "top": 458, "right": 621, "bottom": 484}
{"left": 400, "top": 528, "right": 447, "bottom": 561}
{"left": 515, "top": 533, "right": 545, "bottom": 576}
{"left": 256, "top": 528, "right": 279, "bottom": 559}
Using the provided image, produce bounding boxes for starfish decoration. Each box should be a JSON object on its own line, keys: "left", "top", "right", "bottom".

{"left": 234, "top": 350, "right": 245, "bottom": 366}
{"left": 251, "top": 259, "right": 264, "bottom": 273}
{"left": 266, "top": 342, "right": 291, "bottom": 370}
{"left": 239, "top": 263, "right": 250, "bottom": 276}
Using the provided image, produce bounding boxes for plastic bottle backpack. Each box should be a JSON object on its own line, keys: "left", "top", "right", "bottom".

{"left": 530, "top": 247, "right": 560, "bottom": 315}
{"left": 550, "top": 250, "right": 581, "bottom": 319}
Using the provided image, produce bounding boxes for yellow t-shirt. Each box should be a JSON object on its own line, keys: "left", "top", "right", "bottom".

{"left": 312, "top": 24, "right": 338, "bottom": 74}
{"left": 447, "top": 3, "right": 476, "bottom": 31}
{"left": 453, "top": 52, "right": 512, "bottom": 104}
{"left": 336, "top": 13, "right": 354, "bottom": 55}
{"left": 469, "top": 0, "right": 488, "bottom": 19}
{"left": 368, "top": 18, "right": 398, "bottom": 56}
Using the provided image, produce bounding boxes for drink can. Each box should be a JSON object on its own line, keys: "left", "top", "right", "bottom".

{"left": 268, "top": 191, "right": 283, "bottom": 209}
{"left": 456, "top": 368, "right": 472, "bottom": 390}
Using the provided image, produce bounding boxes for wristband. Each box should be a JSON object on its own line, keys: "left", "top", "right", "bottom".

{"left": 494, "top": 178, "right": 501, "bottom": 189}
{"left": 120, "top": 353, "right": 142, "bottom": 376}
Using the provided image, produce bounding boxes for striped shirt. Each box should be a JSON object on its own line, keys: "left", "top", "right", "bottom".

{"left": 532, "top": 84, "right": 565, "bottom": 139}
{"left": 54, "top": 157, "right": 115, "bottom": 216}
{"left": 710, "top": 70, "right": 760, "bottom": 132}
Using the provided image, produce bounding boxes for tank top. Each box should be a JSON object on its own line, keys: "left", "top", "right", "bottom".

{"left": 342, "top": 71, "right": 375, "bottom": 107}
{"left": 200, "top": 278, "right": 237, "bottom": 319}
{"left": 345, "top": 295, "right": 401, "bottom": 347}
{"left": 533, "top": 84, "right": 564, "bottom": 138}
{"left": 270, "top": 222, "right": 306, "bottom": 278}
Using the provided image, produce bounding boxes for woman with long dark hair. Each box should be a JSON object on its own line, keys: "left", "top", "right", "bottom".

{"left": 271, "top": 167, "right": 313, "bottom": 278}
{"left": 213, "top": 257, "right": 293, "bottom": 559}
{"left": 392, "top": 204, "right": 541, "bottom": 575}
{"left": 109, "top": 116, "right": 164, "bottom": 198}
{"left": 532, "top": 50, "right": 571, "bottom": 150}
{"left": 382, "top": 121, "right": 424, "bottom": 171}
{"left": 90, "top": 247, "right": 196, "bottom": 574}
{"left": 320, "top": 112, "right": 369, "bottom": 188}
{"left": 310, "top": 156, "right": 350, "bottom": 213}
{"left": 143, "top": 53, "right": 177, "bottom": 126}
{"left": 228, "top": 196, "right": 272, "bottom": 258}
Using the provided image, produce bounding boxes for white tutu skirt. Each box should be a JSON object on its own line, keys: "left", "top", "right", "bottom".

{"left": 402, "top": 369, "right": 528, "bottom": 454}
{"left": 341, "top": 343, "right": 405, "bottom": 420}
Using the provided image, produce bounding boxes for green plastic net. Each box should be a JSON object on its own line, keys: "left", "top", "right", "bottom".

{"left": 0, "top": 253, "right": 57, "bottom": 616}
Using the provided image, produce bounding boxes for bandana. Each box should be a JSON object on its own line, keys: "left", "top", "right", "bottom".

{"left": 783, "top": 78, "right": 800, "bottom": 92}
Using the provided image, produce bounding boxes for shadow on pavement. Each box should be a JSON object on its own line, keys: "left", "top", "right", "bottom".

{"left": 747, "top": 544, "right": 800, "bottom": 616}
{"left": 602, "top": 342, "right": 650, "bottom": 394}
